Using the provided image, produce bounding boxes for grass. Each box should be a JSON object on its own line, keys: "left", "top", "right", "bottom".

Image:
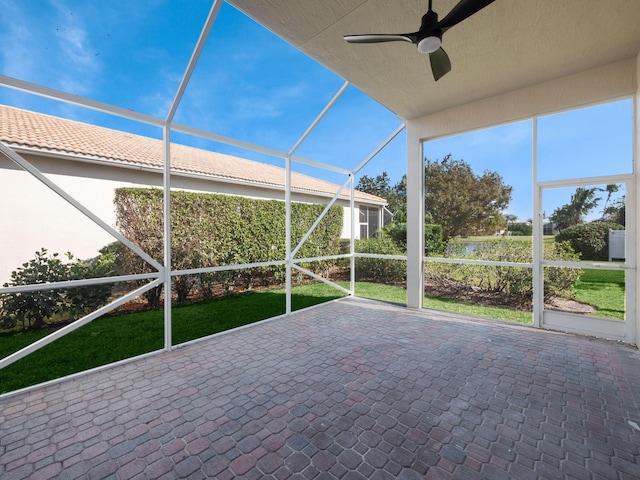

{"left": 573, "top": 268, "right": 625, "bottom": 320}
{"left": 0, "top": 270, "right": 623, "bottom": 394}
{"left": 340, "top": 281, "right": 532, "bottom": 324}
{"left": 423, "top": 295, "right": 532, "bottom": 324}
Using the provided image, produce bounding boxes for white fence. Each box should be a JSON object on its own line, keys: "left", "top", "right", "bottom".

{"left": 609, "top": 229, "right": 625, "bottom": 261}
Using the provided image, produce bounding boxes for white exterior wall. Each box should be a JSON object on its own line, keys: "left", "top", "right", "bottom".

{"left": 0, "top": 152, "right": 374, "bottom": 283}
{"left": 635, "top": 50, "right": 640, "bottom": 348}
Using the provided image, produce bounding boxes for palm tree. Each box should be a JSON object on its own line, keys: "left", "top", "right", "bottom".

{"left": 550, "top": 187, "right": 601, "bottom": 231}
{"left": 599, "top": 184, "right": 620, "bottom": 221}
{"left": 504, "top": 213, "right": 518, "bottom": 234}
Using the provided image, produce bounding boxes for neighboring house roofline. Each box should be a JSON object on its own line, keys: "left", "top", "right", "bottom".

{"left": 8, "top": 144, "right": 387, "bottom": 205}
{"left": 0, "top": 104, "right": 386, "bottom": 206}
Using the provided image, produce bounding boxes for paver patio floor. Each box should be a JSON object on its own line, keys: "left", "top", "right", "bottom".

{"left": 2, "top": 296, "right": 640, "bottom": 479}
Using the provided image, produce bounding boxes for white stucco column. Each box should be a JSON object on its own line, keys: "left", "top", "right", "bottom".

{"left": 635, "top": 52, "right": 640, "bottom": 346}
{"left": 406, "top": 123, "right": 424, "bottom": 309}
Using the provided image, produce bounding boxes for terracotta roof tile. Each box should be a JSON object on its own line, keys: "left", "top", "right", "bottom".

{"left": 0, "top": 105, "right": 385, "bottom": 204}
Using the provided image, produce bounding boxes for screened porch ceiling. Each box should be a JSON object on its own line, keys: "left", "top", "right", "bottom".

{"left": 229, "top": 0, "right": 640, "bottom": 121}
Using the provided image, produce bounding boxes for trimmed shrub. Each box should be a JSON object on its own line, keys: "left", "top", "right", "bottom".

{"left": 555, "top": 222, "right": 624, "bottom": 261}
{"left": 425, "top": 224, "right": 444, "bottom": 255}
{"left": 113, "top": 188, "right": 343, "bottom": 304}
{"left": 425, "top": 240, "right": 581, "bottom": 300}
{"left": 381, "top": 222, "right": 407, "bottom": 249}
{"left": 0, "top": 248, "right": 114, "bottom": 330}
{"left": 355, "top": 237, "right": 406, "bottom": 283}
{"left": 64, "top": 251, "right": 115, "bottom": 318}
{"left": 507, "top": 223, "right": 532, "bottom": 236}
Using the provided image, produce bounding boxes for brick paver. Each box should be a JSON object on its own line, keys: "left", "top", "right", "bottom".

{"left": 1, "top": 297, "right": 640, "bottom": 479}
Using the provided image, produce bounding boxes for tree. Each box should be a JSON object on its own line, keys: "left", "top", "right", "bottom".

{"left": 356, "top": 172, "right": 406, "bottom": 219}
{"left": 423, "top": 155, "right": 512, "bottom": 239}
{"left": 599, "top": 184, "right": 620, "bottom": 220}
{"left": 356, "top": 156, "right": 512, "bottom": 240}
{"left": 356, "top": 172, "right": 393, "bottom": 199}
{"left": 603, "top": 196, "right": 625, "bottom": 226}
{"left": 550, "top": 187, "right": 601, "bottom": 231}
{"left": 504, "top": 213, "right": 518, "bottom": 234}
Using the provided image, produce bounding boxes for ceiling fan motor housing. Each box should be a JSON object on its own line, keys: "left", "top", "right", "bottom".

{"left": 417, "top": 10, "right": 442, "bottom": 53}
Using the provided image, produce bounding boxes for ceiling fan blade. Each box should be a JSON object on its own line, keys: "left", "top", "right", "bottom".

{"left": 438, "top": 0, "right": 495, "bottom": 32}
{"left": 344, "top": 34, "right": 415, "bottom": 44}
{"left": 429, "top": 47, "right": 451, "bottom": 81}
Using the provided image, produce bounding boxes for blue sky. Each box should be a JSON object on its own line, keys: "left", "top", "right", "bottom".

{"left": 0, "top": 0, "right": 633, "bottom": 223}
{"left": 425, "top": 99, "right": 633, "bottom": 221}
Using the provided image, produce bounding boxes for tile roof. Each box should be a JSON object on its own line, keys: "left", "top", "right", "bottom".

{"left": 0, "top": 104, "right": 385, "bottom": 205}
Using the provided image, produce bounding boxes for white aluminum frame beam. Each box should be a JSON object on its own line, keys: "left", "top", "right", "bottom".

{"left": 288, "top": 81, "right": 350, "bottom": 157}
{"left": 0, "top": 272, "right": 159, "bottom": 296}
{"left": 291, "top": 176, "right": 350, "bottom": 258}
{"left": 291, "top": 264, "right": 350, "bottom": 295}
{"left": 167, "top": 0, "right": 223, "bottom": 124}
{"left": 0, "top": 75, "right": 163, "bottom": 127}
{"left": 172, "top": 122, "right": 351, "bottom": 175}
{"left": 352, "top": 123, "right": 406, "bottom": 176}
{"left": 161, "top": 0, "right": 223, "bottom": 350}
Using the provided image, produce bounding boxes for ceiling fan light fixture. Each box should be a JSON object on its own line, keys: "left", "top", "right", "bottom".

{"left": 417, "top": 35, "right": 441, "bottom": 53}
{"left": 343, "top": 0, "right": 496, "bottom": 80}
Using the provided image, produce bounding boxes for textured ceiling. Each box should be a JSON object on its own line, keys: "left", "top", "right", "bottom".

{"left": 228, "top": 0, "right": 640, "bottom": 120}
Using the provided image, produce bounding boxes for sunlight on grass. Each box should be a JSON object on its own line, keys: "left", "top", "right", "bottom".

{"left": 338, "top": 281, "right": 532, "bottom": 324}
{"left": 423, "top": 296, "right": 532, "bottom": 324}
{"left": 338, "top": 281, "right": 407, "bottom": 305}
{"left": 0, "top": 310, "right": 164, "bottom": 394}
{"left": 573, "top": 269, "right": 625, "bottom": 320}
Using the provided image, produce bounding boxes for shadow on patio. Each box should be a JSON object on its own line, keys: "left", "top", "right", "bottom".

{"left": 1, "top": 297, "right": 640, "bottom": 479}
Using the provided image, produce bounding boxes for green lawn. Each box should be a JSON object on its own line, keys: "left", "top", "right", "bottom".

{"left": 573, "top": 268, "right": 625, "bottom": 320}
{"left": 341, "top": 281, "right": 532, "bottom": 324}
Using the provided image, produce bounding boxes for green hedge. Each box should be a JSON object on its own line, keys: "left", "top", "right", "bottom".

{"left": 507, "top": 223, "right": 532, "bottom": 236}
{"left": 426, "top": 240, "right": 582, "bottom": 300}
{"left": 113, "top": 188, "right": 343, "bottom": 304}
{"left": 555, "top": 222, "right": 624, "bottom": 261}
{"left": 355, "top": 237, "right": 406, "bottom": 283}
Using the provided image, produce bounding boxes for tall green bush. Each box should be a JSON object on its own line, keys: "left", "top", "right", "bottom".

{"left": 355, "top": 237, "right": 406, "bottom": 283}
{"left": 424, "top": 224, "right": 444, "bottom": 255}
{"left": 555, "top": 222, "right": 624, "bottom": 261}
{"left": 113, "top": 188, "right": 343, "bottom": 303}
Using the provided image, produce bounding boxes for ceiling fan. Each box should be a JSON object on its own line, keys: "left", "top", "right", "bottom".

{"left": 344, "top": 0, "right": 495, "bottom": 81}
